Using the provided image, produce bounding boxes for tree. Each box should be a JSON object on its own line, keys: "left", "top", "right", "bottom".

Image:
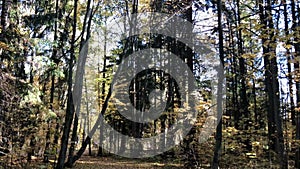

{"left": 212, "top": 0, "right": 224, "bottom": 167}
{"left": 56, "top": 0, "right": 78, "bottom": 168}
{"left": 259, "top": 0, "right": 286, "bottom": 167}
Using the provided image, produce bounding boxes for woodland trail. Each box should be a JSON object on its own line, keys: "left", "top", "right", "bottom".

{"left": 73, "top": 156, "right": 182, "bottom": 169}
{"left": 0, "top": 154, "right": 183, "bottom": 169}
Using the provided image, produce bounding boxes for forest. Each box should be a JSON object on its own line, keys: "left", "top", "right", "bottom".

{"left": 0, "top": 0, "right": 300, "bottom": 168}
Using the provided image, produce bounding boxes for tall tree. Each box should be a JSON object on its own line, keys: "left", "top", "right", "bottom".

{"left": 56, "top": 0, "right": 78, "bottom": 168}
{"left": 291, "top": 0, "right": 300, "bottom": 167}
{"left": 0, "top": 0, "right": 12, "bottom": 32}
{"left": 212, "top": 0, "right": 224, "bottom": 167}
{"left": 259, "top": 0, "right": 286, "bottom": 167}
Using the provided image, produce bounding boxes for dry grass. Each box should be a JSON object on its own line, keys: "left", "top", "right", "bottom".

{"left": 73, "top": 156, "right": 182, "bottom": 169}
{"left": 0, "top": 155, "right": 182, "bottom": 169}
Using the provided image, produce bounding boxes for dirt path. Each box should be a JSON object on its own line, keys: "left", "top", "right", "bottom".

{"left": 73, "top": 156, "right": 182, "bottom": 169}
{"left": 0, "top": 155, "right": 183, "bottom": 168}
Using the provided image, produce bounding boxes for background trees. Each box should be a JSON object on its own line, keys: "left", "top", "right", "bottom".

{"left": 0, "top": 0, "right": 299, "bottom": 168}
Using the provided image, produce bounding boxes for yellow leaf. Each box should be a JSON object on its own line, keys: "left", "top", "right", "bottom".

{"left": 283, "top": 44, "right": 293, "bottom": 50}
{"left": 0, "top": 41, "right": 9, "bottom": 50}
{"left": 241, "top": 53, "right": 256, "bottom": 59}
{"left": 286, "top": 44, "right": 292, "bottom": 49}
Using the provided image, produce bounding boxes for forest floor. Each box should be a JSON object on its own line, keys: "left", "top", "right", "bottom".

{"left": 72, "top": 155, "right": 182, "bottom": 169}
{"left": 0, "top": 155, "right": 183, "bottom": 169}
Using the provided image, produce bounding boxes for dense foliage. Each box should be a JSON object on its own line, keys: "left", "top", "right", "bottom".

{"left": 0, "top": 0, "right": 299, "bottom": 168}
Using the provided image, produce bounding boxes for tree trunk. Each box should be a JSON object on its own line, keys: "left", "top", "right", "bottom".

{"left": 0, "top": 0, "right": 11, "bottom": 32}
{"left": 44, "top": 0, "right": 59, "bottom": 162}
{"left": 291, "top": 0, "right": 300, "bottom": 167}
{"left": 55, "top": 0, "right": 78, "bottom": 168}
{"left": 71, "top": 86, "right": 112, "bottom": 165}
{"left": 212, "top": 0, "right": 224, "bottom": 167}
{"left": 97, "top": 16, "right": 107, "bottom": 157}
{"left": 83, "top": 78, "right": 92, "bottom": 157}
{"left": 65, "top": 115, "right": 79, "bottom": 167}
{"left": 260, "top": 0, "right": 286, "bottom": 167}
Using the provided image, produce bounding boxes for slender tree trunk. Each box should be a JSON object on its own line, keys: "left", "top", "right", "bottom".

{"left": 268, "top": 0, "right": 286, "bottom": 167}
{"left": 259, "top": 0, "right": 275, "bottom": 156}
{"left": 237, "top": 0, "right": 248, "bottom": 126}
{"left": 236, "top": 0, "right": 251, "bottom": 151}
{"left": 44, "top": 0, "right": 60, "bottom": 162}
{"left": 65, "top": 115, "right": 79, "bottom": 167}
{"left": 43, "top": 120, "right": 51, "bottom": 163}
{"left": 284, "top": 0, "right": 296, "bottom": 126}
{"left": 260, "top": 0, "right": 286, "bottom": 167}
{"left": 212, "top": 0, "right": 224, "bottom": 167}
{"left": 283, "top": 1, "right": 293, "bottom": 165}
{"left": 53, "top": 118, "right": 60, "bottom": 166}
{"left": 55, "top": 0, "right": 78, "bottom": 168}
{"left": 66, "top": 0, "right": 95, "bottom": 164}
{"left": 291, "top": 0, "right": 300, "bottom": 167}
{"left": 0, "top": 0, "right": 11, "bottom": 32}
{"left": 84, "top": 79, "right": 92, "bottom": 156}
{"left": 228, "top": 21, "right": 239, "bottom": 129}
{"left": 97, "top": 16, "right": 107, "bottom": 157}
{"left": 82, "top": 115, "right": 86, "bottom": 147}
